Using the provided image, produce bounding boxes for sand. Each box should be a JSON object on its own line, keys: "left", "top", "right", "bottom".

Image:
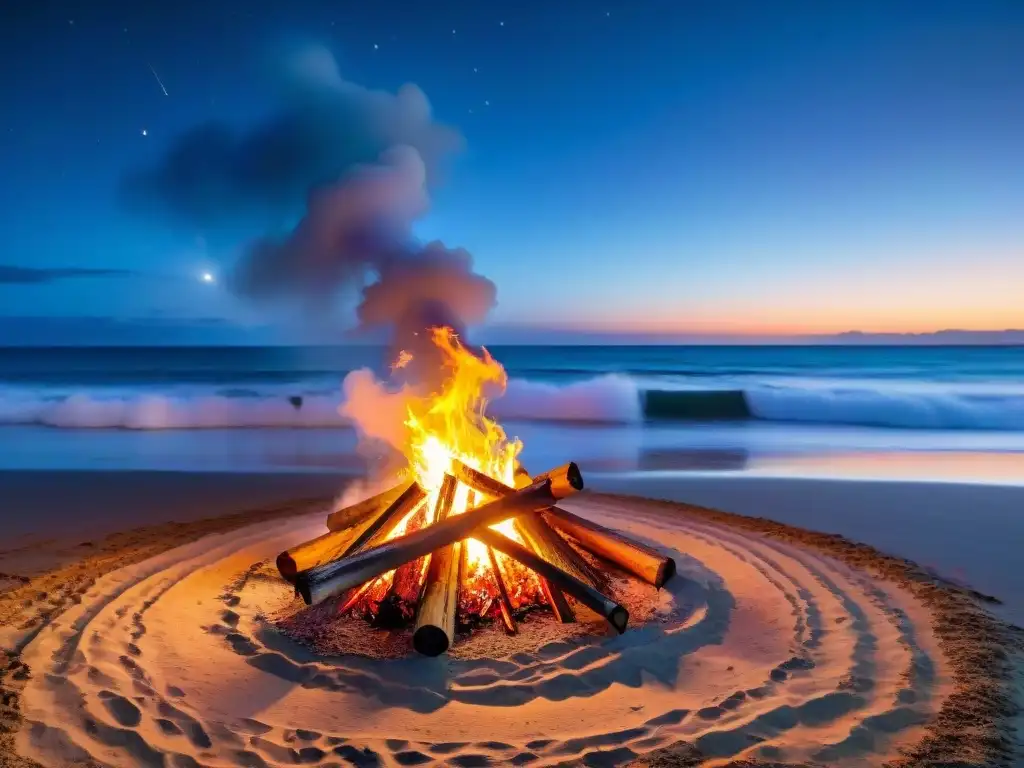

{"left": 1, "top": 472, "right": 1021, "bottom": 767}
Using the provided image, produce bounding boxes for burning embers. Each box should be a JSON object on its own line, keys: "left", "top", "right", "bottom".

{"left": 276, "top": 329, "right": 675, "bottom": 656}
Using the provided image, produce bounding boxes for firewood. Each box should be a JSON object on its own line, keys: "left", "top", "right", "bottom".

{"left": 276, "top": 528, "right": 360, "bottom": 584}
{"left": 325, "top": 480, "right": 411, "bottom": 532}
{"left": 413, "top": 475, "right": 460, "bottom": 655}
{"left": 278, "top": 482, "right": 424, "bottom": 582}
{"left": 446, "top": 472, "right": 578, "bottom": 626}
{"left": 295, "top": 464, "right": 584, "bottom": 606}
{"left": 322, "top": 483, "right": 428, "bottom": 615}
{"left": 543, "top": 507, "right": 676, "bottom": 588}
{"left": 538, "top": 579, "right": 575, "bottom": 623}
{"left": 473, "top": 527, "right": 628, "bottom": 634}
{"left": 464, "top": 488, "right": 517, "bottom": 635}
{"left": 345, "top": 482, "right": 428, "bottom": 554}
{"left": 487, "top": 547, "right": 518, "bottom": 635}
{"left": 452, "top": 459, "right": 602, "bottom": 595}
{"left": 453, "top": 460, "right": 675, "bottom": 589}
{"left": 375, "top": 502, "right": 433, "bottom": 626}
{"left": 451, "top": 459, "right": 582, "bottom": 621}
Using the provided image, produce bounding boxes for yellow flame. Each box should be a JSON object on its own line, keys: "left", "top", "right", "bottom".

{"left": 351, "top": 327, "right": 539, "bottom": 611}
{"left": 403, "top": 328, "right": 524, "bottom": 573}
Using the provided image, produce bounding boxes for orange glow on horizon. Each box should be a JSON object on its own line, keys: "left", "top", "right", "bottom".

{"left": 529, "top": 299, "right": 1023, "bottom": 337}
{"left": 516, "top": 314, "right": 1023, "bottom": 338}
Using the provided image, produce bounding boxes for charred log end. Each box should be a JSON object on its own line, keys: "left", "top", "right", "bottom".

{"left": 276, "top": 552, "right": 298, "bottom": 584}
{"left": 609, "top": 605, "right": 629, "bottom": 634}
{"left": 413, "top": 625, "right": 451, "bottom": 657}
{"left": 655, "top": 558, "right": 677, "bottom": 589}
{"left": 295, "top": 576, "right": 314, "bottom": 605}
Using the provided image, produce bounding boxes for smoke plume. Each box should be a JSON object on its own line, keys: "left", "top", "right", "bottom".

{"left": 122, "top": 45, "right": 496, "bottom": 362}
{"left": 122, "top": 46, "right": 502, "bottom": 467}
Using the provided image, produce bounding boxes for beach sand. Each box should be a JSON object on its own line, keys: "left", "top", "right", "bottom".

{"left": 1, "top": 471, "right": 1021, "bottom": 767}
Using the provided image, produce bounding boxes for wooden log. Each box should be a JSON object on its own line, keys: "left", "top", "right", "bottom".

{"left": 452, "top": 460, "right": 603, "bottom": 587}
{"left": 277, "top": 528, "right": 360, "bottom": 584}
{"left": 473, "top": 527, "right": 628, "bottom": 634}
{"left": 375, "top": 502, "right": 432, "bottom": 626}
{"left": 543, "top": 507, "right": 676, "bottom": 589}
{"left": 451, "top": 460, "right": 582, "bottom": 622}
{"left": 412, "top": 475, "right": 460, "bottom": 655}
{"left": 487, "top": 547, "right": 518, "bottom": 635}
{"left": 277, "top": 482, "right": 425, "bottom": 582}
{"left": 324, "top": 484, "right": 428, "bottom": 615}
{"left": 336, "top": 579, "right": 375, "bottom": 615}
{"left": 345, "top": 482, "right": 428, "bottom": 554}
{"left": 515, "top": 514, "right": 603, "bottom": 587}
{"left": 296, "top": 465, "right": 584, "bottom": 606}
{"left": 539, "top": 578, "right": 575, "bottom": 623}
{"left": 325, "top": 481, "right": 411, "bottom": 532}
{"left": 455, "top": 461, "right": 675, "bottom": 589}
{"left": 464, "top": 488, "right": 517, "bottom": 635}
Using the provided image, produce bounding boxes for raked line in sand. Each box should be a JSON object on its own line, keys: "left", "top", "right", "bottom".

{"left": 7, "top": 494, "right": 1023, "bottom": 768}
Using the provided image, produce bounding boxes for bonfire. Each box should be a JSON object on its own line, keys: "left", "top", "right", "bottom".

{"left": 276, "top": 328, "right": 675, "bottom": 656}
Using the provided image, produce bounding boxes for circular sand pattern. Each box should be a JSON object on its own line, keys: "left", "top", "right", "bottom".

{"left": 17, "top": 495, "right": 953, "bottom": 767}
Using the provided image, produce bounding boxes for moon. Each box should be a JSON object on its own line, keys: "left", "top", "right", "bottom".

{"left": 201, "top": 272, "right": 215, "bottom": 284}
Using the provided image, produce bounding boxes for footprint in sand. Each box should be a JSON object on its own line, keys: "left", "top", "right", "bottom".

{"left": 98, "top": 691, "right": 141, "bottom": 728}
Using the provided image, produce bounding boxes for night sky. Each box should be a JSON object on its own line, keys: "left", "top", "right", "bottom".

{"left": 2, "top": 1, "right": 1023, "bottom": 344}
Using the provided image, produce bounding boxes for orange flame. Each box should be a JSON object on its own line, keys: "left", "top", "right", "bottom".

{"left": 353, "top": 327, "right": 541, "bottom": 612}
{"left": 403, "top": 328, "right": 525, "bottom": 576}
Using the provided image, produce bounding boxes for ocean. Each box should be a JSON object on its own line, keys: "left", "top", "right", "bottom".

{"left": 2, "top": 345, "right": 1023, "bottom": 482}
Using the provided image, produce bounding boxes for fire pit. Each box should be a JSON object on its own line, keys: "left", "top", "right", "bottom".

{"left": 275, "top": 329, "right": 676, "bottom": 656}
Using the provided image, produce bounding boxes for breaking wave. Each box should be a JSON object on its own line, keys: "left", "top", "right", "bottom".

{"left": 1, "top": 375, "right": 1023, "bottom": 431}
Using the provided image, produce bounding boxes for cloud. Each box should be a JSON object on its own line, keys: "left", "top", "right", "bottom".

{"left": 119, "top": 45, "right": 462, "bottom": 230}
{"left": 0, "top": 266, "right": 135, "bottom": 285}
{"left": 0, "top": 315, "right": 265, "bottom": 346}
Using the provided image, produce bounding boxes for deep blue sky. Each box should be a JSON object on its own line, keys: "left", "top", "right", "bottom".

{"left": 2, "top": 1, "right": 1022, "bottom": 344}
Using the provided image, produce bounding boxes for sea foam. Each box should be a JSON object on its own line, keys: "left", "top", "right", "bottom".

{"left": 1, "top": 376, "right": 1023, "bottom": 431}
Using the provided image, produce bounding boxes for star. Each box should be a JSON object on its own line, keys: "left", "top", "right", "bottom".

{"left": 141, "top": 128, "right": 148, "bottom": 137}
{"left": 452, "top": 28, "right": 456, "bottom": 34}
{"left": 373, "top": 43, "right": 379, "bottom": 50}
{"left": 68, "top": 19, "right": 74, "bottom": 25}
{"left": 606, "top": 11, "right": 611, "bottom": 16}
{"left": 201, "top": 272, "right": 215, "bottom": 284}
{"left": 484, "top": 100, "right": 490, "bottom": 106}
{"left": 499, "top": 21, "right": 505, "bottom": 27}
{"left": 473, "top": 67, "right": 478, "bottom": 73}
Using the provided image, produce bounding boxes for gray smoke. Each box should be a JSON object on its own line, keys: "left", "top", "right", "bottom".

{"left": 121, "top": 47, "right": 496, "bottom": 379}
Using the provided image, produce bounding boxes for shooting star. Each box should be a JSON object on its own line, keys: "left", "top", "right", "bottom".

{"left": 147, "top": 62, "right": 168, "bottom": 96}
